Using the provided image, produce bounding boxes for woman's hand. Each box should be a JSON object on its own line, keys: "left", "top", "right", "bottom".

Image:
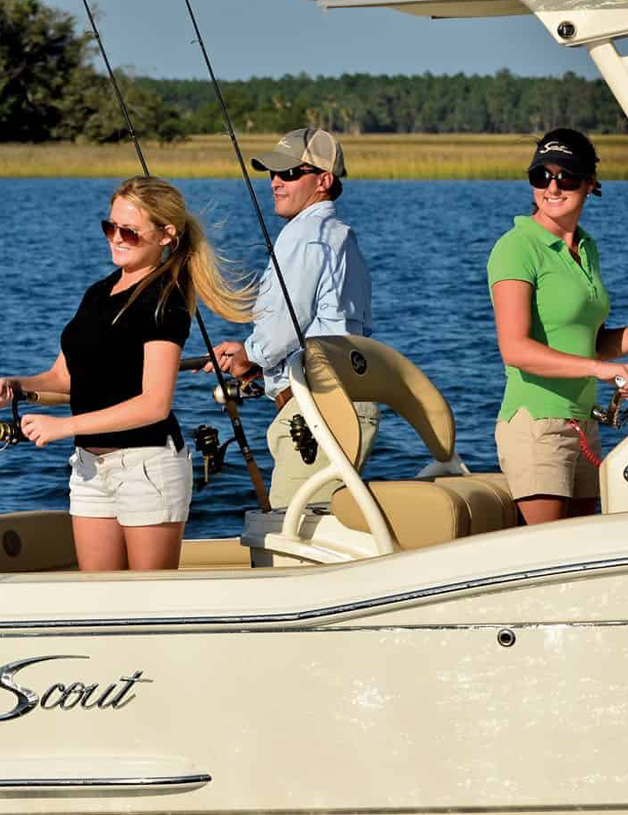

{"left": 21, "top": 414, "right": 73, "bottom": 447}
{"left": 593, "top": 361, "right": 628, "bottom": 395}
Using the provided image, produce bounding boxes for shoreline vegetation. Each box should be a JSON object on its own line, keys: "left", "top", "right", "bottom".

{"left": 3, "top": 133, "right": 628, "bottom": 180}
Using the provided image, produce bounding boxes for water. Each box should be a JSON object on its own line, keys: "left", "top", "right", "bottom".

{"left": 2, "top": 178, "right": 628, "bottom": 538}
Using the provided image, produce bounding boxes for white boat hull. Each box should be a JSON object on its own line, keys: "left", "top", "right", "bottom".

{"left": 1, "top": 511, "right": 628, "bottom": 812}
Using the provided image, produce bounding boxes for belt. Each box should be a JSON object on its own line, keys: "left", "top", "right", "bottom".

{"left": 274, "top": 386, "right": 293, "bottom": 411}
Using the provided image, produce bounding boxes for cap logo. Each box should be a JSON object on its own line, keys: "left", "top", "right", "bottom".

{"left": 539, "top": 141, "right": 573, "bottom": 156}
{"left": 278, "top": 138, "right": 292, "bottom": 149}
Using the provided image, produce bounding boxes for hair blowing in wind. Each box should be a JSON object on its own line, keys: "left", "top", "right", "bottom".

{"left": 111, "top": 176, "right": 255, "bottom": 325}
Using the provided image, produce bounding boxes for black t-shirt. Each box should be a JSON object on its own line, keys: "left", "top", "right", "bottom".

{"left": 60, "top": 269, "right": 191, "bottom": 449}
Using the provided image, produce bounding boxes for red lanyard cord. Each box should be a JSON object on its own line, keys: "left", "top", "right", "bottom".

{"left": 569, "top": 419, "right": 602, "bottom": 468}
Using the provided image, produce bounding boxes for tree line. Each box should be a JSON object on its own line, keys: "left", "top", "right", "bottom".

{"left": 136, "top": 71, "right": 626, "bottom": 136}
{"left": 1, "top": 0, "right": 625, "bottom": 144}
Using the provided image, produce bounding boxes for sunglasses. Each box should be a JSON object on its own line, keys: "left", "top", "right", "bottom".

{"left": 269, "top": 167, "right": 322, "bottom": 182}
{"left": 528, "top": 166, "right": 585, "bottom": 192}
{"left": 101, "top": 219, "right": 159, "bottom": 246}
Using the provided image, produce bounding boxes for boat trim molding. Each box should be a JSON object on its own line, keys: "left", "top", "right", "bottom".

{"left": 1, "top": 554, "right": 628, "bottom": 630}
{"left": 0, "top": 772, "right": 211, "bottom": 790}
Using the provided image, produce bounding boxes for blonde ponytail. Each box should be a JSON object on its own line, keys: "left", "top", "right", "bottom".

{"left": 110, "top": 176, "right": 255, "bottom": 324}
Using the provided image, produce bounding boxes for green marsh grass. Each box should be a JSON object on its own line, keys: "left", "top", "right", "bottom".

{"left": 2, "top": 133, "right": 628, "bottom": 179}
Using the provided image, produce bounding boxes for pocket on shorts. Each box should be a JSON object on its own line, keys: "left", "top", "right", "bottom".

{"left": 136, "top": 457, "right": 165, "bottom": 498}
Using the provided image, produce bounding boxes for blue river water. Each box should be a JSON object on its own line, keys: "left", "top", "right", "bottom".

{"left": 1, "top": 178, "right": 627, "bottom": 538}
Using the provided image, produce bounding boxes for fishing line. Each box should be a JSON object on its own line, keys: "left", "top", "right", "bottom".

{"left": 183, "top": 0, "right": 306, "bottom": 350}
{"left": 80, "top": 0, "right": 149, "bottom": 176}
{"left": 80, "top": 0, "right": 271, "bottom": 511}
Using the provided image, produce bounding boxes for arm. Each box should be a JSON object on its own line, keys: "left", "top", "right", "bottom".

{"left": 492, "top": 280, "right": 628, "bottom": 383}
{"left": 0, "top": 352, "right": 71, "bottom": 408}
{"left": 21, "top": 341, "right": 181, "bottom": 447}
{"left": 245, "top": 241, "right": 330, "bottom": 370}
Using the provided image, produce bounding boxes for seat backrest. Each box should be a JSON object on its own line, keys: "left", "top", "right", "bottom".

{"left": 304, "top": 335, "right": 456, "bottom": 463}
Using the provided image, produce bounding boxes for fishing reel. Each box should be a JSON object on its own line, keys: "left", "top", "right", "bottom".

{"left": 289, "top": 414, "right": 318, "bottom": 465}
{"left": 0, "top": 390, "right": 27, "bottom": 451}
{"left": 190, "top": 376, "right": 264, "bottom": 488}
{"left": 213, "top": 377, "right": 265, "bottom": 406}
{"left": 592, "top": 375, "right": 628, "bottom": 429}
{"left": 192, "top": 424, "right": 236, "bottom": 489}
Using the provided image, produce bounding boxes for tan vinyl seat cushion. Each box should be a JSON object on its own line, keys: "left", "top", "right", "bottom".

{"left": 332, "top": 474, "right": 516, "bottom": 550}
{"left": 332, "top": 481, "right": 471, "bottom": 550}
{"left": 429, "top": 473, "right": 517, "bottom": 530}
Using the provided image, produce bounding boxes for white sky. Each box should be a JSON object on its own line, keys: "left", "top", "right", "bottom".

{"left": 48, "top": 0, "right": 615, "bottom": 80}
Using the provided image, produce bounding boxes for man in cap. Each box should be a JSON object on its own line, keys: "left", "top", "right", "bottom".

{"left": 207, "top": 127, "right": 378, "bottom": 508}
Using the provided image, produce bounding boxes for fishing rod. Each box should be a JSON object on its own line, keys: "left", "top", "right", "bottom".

{"left": 183, "top": 0, "right": 306, "bottom": 351}
{"left": 79, "top": 0, "right": 271, "bottom": 510}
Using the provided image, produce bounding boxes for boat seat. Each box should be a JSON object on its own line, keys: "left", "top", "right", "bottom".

{"left": 332, "top": 474, "right": 513, "bottom": 550}
{"left": 427, "top": 473, "right": 517, "bottom": 530}
{"left": 285, "top": 336, "right": 517, "bottom": 555}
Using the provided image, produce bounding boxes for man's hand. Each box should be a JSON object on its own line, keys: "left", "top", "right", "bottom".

{"left": 201, "top": 341, "right": 258, "bottom": 379}
{"left": 0, "top": 378, "right": 16, "bottom": 409}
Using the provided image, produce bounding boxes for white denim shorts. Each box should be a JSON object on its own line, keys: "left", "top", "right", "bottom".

{"left": 69, "top": 438, "right": 193, "bottom": 526}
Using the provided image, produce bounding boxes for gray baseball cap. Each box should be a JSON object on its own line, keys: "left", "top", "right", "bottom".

{"left": 251, "top": 128, "right": 347, "bottom": 177}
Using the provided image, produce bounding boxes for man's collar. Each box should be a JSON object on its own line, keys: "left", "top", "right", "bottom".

{"left": 289, "top": 199, "right": 335, "bottom": 223}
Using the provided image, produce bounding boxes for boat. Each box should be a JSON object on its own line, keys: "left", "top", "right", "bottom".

{"left": 1, "top": 1, "right": 628, "bottom": 812}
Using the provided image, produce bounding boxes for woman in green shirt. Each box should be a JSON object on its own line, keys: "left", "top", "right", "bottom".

{"left": 488, "top": 128, "right": 628, "bottom": 525}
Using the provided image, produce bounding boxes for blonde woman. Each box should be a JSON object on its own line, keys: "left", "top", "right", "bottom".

{"left": 0, "top": 176, "right": 252, "bottom": 571}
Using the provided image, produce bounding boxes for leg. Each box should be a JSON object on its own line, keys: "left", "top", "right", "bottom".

{"left": 268, "top": 399, "right": 380, "bottom": 509}
{"left": 496, "top": 411, "right": 580, "bottom": 527}
{"left": 72, "top": 516, "right": 128, "bottom": 571}
{"left": 268, "top": 400, "right": 332, "bottom": 508}
{"left": 115, "top": 441, "right": 191, "bottom": 569}
{"left": 124, "top": 522, "right": 184, "bottom": 570}
{"left": 516, "top": 495, "right": 567, "bottom": 525}
{"left": 354, "top": 401, "right": 380, "bottom": 471}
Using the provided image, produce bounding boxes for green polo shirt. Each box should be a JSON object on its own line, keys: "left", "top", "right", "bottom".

{"left": 488, "top": 215, "right": 609, "bottom": 421}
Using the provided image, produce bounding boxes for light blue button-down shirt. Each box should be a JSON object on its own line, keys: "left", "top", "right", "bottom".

{"left": 244, "top": 200, "right": 372, "bottom": 399}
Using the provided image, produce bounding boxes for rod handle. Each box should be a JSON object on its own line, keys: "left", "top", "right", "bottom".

{"left": 23, "top": 391, "right": 71, "bottom": 406}
{"left": 179, "top": 355, "right": 211, "bottom": 371}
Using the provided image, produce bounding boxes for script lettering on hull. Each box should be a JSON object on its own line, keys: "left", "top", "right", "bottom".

{"left": 0, "top": 656, "right": 151, "bottom": 721}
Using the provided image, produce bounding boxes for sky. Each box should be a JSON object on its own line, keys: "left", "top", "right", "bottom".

{"left": 48, "top": 0, "right": 617, "bottom": 81}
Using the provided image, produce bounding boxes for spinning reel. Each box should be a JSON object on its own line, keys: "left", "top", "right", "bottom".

{"left": 191, "top": 375, "right": 264, "bottom": 488}
{"left": 213, "top": 377, "right": 264, "bottom": 405}
{"left": 192, "top": 424, "right": 236, "bottom": 489}
{"left": 0, "top": 390, "right": 28, "bottom": 451}
{"left": 289, "top": 414, "right": 318, "bottom": 465}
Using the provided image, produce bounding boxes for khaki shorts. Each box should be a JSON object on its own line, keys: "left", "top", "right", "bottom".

{"left": 69, "top": 438, "right": 193, "bottom": 526}
{"left": 495, "top": 408, "right": 601, "bottom": 501}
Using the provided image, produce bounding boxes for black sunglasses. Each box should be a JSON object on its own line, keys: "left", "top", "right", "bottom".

{"left": 269, "top": 167, "right": 322, "bottom": 182}
{"left": 528, "top": 166, "right": 585, "bottom": 192}
{"left": 101, "top": 219, "right": 159, "bottom": 246}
